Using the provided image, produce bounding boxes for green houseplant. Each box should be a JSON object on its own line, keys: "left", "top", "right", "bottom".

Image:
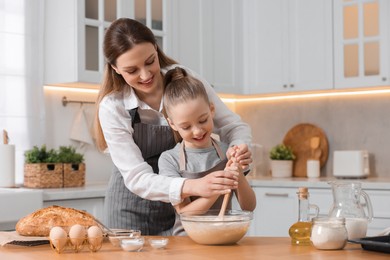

{"left": 270, "top": 144, "right": 296, "bottom": 161}
{"left": 57, "top": 146, "right": 85, "bottom": 188}
{"left": 269, "top": 144, "right": 296, "bottom": 178}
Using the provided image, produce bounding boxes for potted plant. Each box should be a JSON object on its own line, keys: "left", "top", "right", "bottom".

{"left": 269, "top": 144, "right": 296, "bottom": 178}
{"left": 24, "top": 145, "right": 63, "bottom": 188}
{"left": 57, "top": 146, "right": 85, "bottom": 188}
{"left": 23, "top": 145, "right": 86, "bottom": 188}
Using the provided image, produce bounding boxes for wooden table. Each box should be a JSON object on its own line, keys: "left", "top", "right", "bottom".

{"left": 0, "top": 236, "right": 389, "bottom": 260}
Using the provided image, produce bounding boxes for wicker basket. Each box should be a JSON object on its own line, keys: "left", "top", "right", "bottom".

{"left": 24, "top": 163, "right": 64, "bottom": 188}
{"left": 63, "top": 163, "right": 85, "bottom": 188}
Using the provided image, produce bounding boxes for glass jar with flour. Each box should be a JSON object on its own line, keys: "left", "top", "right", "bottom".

{"left": 311, "top": 217, "right": 348, "bottom": 250}
{"left": 328, "top": 181, "right": 373, "bottom": 240}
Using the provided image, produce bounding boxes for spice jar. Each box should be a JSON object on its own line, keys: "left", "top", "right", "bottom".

{"left": 311, "top": 217, "right": 348, "bottom": 250}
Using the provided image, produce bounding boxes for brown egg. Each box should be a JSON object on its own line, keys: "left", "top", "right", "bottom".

{"left": 49, "top": 226, "right": 68, "bottom": 249}
{"left": 87, "top": 225, "right": 103, "bottom": 247}
{"left": 69, "top": 224, "right": 86, "bottom": 246}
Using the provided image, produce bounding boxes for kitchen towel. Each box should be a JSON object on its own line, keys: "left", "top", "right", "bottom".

{"left": 0, "top": 231, "right": 49, "bottom": 247}
{"left": 70, "top": 105, "right": 94, "bottom": 149}
{"left": 0, "top": 144, "right": 15, "bottom": 187}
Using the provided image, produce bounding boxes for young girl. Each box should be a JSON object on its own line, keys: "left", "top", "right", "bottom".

{"left": 159, "top": 67, "right": 256, "bottom": 235}
{"left": 95, "top": 18, "right": 253, "bottom": 234}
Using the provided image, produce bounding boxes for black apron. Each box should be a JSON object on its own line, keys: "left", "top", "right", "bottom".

{"left": 104, "top": 108, "right": 176, "bottom": 235}
{"left": 172, "top": 138, "right": 232, "bottom": 235}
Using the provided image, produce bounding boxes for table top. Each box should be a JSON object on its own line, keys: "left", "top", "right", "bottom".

{"left": 1, "top": 236, "right": 389, "bottom": 260}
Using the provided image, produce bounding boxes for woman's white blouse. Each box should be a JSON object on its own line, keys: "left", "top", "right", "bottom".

{"left": 98, "top": 65, "right": 252, "bottom": 205}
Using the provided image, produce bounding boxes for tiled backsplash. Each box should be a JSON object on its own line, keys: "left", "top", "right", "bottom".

{"left": 234, "top": 92, "right": 390, "bottom": 177}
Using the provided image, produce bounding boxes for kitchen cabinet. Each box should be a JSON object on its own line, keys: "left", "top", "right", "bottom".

{"left": 248, "top": 183, "right": 390, "bottom": 237}
{"left": 243, "top": 0, "right": 333, "bottom": 94}
{"left": 248, "top": 187, "right": 297, "bottom": 237}
{"left": 44, "top": 0, "right": 132, "bottom": 86}
{"left": 171, "top": 0, "right": 333, "bottom": 95}
{"left": 248, "top": 186, "right": 332, "bottom": 237}
{"left": 44, "top": 0, "right": 169, "bottom": 87}
{"left": 0, "top": 189, "right": 43, "bottom": 231}
{"left": 43, "top": 197, "right": 105, "bottom": 221}
{"left": 333, "top": 0, "right": 390, "bottom": 89}
{"left": 170, "top": 0, "right": 243, "bottom": 94}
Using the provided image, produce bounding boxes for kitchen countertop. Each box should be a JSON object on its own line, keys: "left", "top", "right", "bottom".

{"left": 2, "top": 176, "right": 390, "bottom": 202}
{"left": 1, "top": 236, "right": 389, "bottom": 260}
{"left": 40, "top": 183, "right": 107, "bottom": 201}
{"left": 248, "top": 176, "right": 390, "bottom": 190}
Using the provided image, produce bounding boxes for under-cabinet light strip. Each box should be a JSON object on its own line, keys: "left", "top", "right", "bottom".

{"left": 44, "top": 85, "right": 99, "bottom": 93}
{"left": 220, "top": 88, "right": 390, "bottom": 103}
{"left": 44, "top": 85, "right": 390, "bottom": 103}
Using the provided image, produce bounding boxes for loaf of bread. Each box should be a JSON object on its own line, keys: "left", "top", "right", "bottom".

{"left": 15, "top": 205, "right": 97, "bottom": 236}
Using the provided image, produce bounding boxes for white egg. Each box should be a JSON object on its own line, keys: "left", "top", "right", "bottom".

{"left": 69, "top": 224, "right": 86, "bottom": 246}
{"left": 87, "top": 225, "right": 103, "bottom": 248}
{"left": 49, "top": 226, "right": 68, "bottom": 249}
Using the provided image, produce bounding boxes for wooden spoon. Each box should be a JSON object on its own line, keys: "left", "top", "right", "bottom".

{"left": 218, "top": 192, "right": 231, "bottom": 219}
{"left": 218, "top": 148, "right": 238, "bottom": 219}
{"left": 310, "top": 136, "right": 320, "bottom": 158}
{"left": 3, "top": 129, "right": 9, "bottom": 145}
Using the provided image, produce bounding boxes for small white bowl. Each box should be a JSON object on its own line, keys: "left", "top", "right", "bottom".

{"left": 120, "top": 237, "right": 144, "bottom": 252}
{"left": 148, "top": 237, "right": 169, "bottom": 249}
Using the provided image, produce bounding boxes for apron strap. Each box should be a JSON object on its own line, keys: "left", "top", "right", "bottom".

{"left": 128, "top": 108, "right": 141, "bottom": 127}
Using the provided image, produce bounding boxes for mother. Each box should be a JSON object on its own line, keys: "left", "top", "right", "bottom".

{"left": 94, "top": 18, "right": 252, "bottom": 235}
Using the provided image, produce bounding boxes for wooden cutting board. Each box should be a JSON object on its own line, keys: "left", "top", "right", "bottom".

{"left": 283, "top": 123, "right": 328, "bottom": 177}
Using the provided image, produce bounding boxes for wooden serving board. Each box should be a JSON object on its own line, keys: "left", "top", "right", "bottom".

{"left": 283, "top": 123, "right": 328, "bottom": 177}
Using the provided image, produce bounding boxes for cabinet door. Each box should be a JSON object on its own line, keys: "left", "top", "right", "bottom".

{"left": 243, "top": 0, "right": 288, "bottom": 94}
{"left": 245, "top": 0, "right": 333, "bottom": 94}
{"left": 250, "top": 187, "right": 297, "bottom": 237}
{"left": 288, "top": 0, "right": 333, "bottom": 92}
{"left": 334, "top": 0, "right": 390, "bottom": 88}
{"left": 170, "top": 0, "right": 243, "bottom": 94}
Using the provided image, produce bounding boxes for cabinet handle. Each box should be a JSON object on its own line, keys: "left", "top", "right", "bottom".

{"left": 382, "top": 77, "right": 387, "bottom": 81}
{"left": 283, "top": 84, "right": 287, "bottom": 88}
{"left": 290, "top": 84, "right": 294, "bottom": 88}
{"left": 264, "top": 192, "right": 289, "bottom": 197}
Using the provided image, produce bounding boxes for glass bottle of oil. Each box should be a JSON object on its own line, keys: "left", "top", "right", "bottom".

{"left": 289, "top": 187, "right": 319, "bottom": 245}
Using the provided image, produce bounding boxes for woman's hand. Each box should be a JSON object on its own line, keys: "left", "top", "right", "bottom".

{"left": 227, "top": 144, "right": 252, "bottom": 170}
{"left": 181, "top": 170, "right": 239, "bottom": 198}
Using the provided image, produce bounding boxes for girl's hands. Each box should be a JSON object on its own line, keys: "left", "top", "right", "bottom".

{"left": 182, "top": 170, "right": 239, "bottom": 198}
{"left": 226, "top": 144, "right": 252, "bottom": 170}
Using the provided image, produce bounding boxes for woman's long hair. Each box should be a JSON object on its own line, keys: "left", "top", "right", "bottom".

{"left": 94, "top": 18, "right": 177, "bottom": 151}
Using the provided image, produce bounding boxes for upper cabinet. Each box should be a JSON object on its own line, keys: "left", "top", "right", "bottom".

{"left": 243, "top": 0, "right": 333, "bottom": 94}
{"left": 44, "top": 0, "right": 168, "bottom": 87}
{"left": 169, "top": 0, "right": 244, "bottom": 94}
{"left": 44, "top": 0, "right": 127, "bottom": 86}
{"left": 333, "top": 0, "right": 390, "bottom": 89}
{"left": 170, "top": 0, "right": 333, "bottom": 95}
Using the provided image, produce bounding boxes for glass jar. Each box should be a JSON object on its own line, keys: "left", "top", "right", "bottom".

{"left": 311, "top": 217, "right": 348, "bottom": 250}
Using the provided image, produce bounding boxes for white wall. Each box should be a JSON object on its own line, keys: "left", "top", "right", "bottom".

{"left": 43, "top": 87, "right": 112, "bottom": 184}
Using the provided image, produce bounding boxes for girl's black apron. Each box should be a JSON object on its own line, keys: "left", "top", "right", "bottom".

{"left": 178, "top": 138, "right": 232, "bottom": 210}
{"left": 104, "top": 108, "right": 176, "bottom": 235}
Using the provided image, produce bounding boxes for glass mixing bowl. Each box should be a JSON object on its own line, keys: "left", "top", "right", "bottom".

{"left": 180, "top": 209, "right": 253, "bottom": 245}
